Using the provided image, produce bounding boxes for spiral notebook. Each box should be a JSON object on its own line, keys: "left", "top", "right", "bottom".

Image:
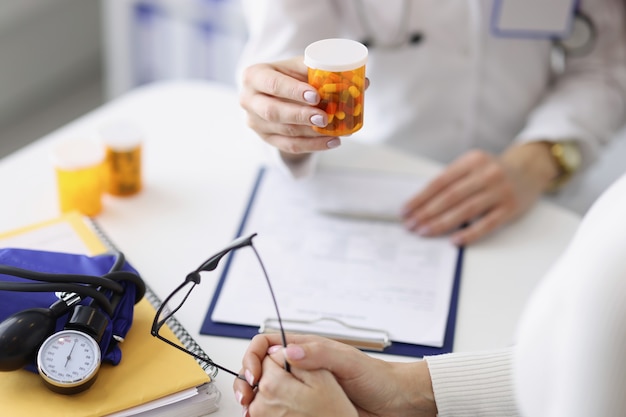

{"left": 0, "top": 212, "right": 221, "bottom": 417}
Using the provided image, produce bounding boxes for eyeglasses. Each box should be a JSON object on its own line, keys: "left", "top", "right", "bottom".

{"left": 150, "top": 232, "right": 289, "bottom": 381}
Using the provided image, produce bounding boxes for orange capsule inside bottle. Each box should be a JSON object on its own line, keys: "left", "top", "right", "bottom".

{"left": 304, "top": 39, "right": 368, "bottom": 136}
{"left": 99, "top": 121, "right": 143, "bottom": 197}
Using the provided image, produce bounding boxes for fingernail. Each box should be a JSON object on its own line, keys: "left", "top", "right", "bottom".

{"left": 267, "top": 345, "right": 282, "bottom": 354}
{"left": 310, "top": 114, "right": 326, "bottom": 127}
{"left": 417, "top": 226, "right": 430, "bottom": 236}
{"left": 404, "top": 217, "right": 418, "bottom": 229}
{"left": 242, "top": 406, "right": 248, "bottom": 417}
{"left": 284, "top": 345, "right": 306, "bottom": 360}
{"left": 327, "top": 138, "right": 341, "bottom": 149}
{"left": 451, "top": 235, "right": 464, "bottom": 246}
{"left": 236, "top": 390, "right": 243, "bottom": 405}
{"left": 304, "top": 90, "right": 319, "bottom": 104}
{"left": 245, "top": 369, "right": 255, "bottom": 386}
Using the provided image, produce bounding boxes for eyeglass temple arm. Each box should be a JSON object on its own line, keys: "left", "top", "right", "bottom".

{"left": 186, "top": 233, "right": 258, "bottom": 283}
{"left": 185, "top": 232, "right": 291, "bottom": 374}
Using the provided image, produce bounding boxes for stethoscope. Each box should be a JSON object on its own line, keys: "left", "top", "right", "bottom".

{"left": 353, "top": 0, "right": 422, "bottom": 49}
{"left": 352, "top": 0, "right": 596, "bottom": 57}
{"left": 0, "top": 251, "right": 145, "bottom": 394}
{"left": 553, "top": 9, "right": 596, "bottom": 57}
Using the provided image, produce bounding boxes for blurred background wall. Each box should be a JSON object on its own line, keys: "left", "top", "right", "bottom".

{"left": 0, "top": 0, "right": 622, "bottom": 215}
{"left": 102, "top": 0, "right": 246, "bottom": 99}
{"left": 0, "top": 0, "right": 245, "bottom": 157}
{"left": 0, "top": 0, "right": 103, "bottom": 156}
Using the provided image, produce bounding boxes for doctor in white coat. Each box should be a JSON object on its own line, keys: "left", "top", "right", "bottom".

{"left": 237, "top": 0, "right": 626, "bottom": 245}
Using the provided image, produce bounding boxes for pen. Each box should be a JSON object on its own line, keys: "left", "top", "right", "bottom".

{"left": 319, "top": 209, "right": 402, "bottom": 223}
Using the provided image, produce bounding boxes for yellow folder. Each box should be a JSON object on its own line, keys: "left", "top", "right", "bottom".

{"left": 0, "top": 213, "right": 217, "bottom": 417}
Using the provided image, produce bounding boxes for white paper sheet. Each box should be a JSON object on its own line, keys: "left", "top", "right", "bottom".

{"left": 211, "top": 167, "right": 459, "bottom": 347}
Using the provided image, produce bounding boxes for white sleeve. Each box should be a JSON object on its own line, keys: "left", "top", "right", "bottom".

{"left": 425, "top": 348, "right": 520, "bottom": 417}
{"left": 237, "top": 0, "right": 341, "bottom": 74}
{"left": 267, "top": 146, "right": 319, "bottom": 179}
{"left": 515, "top": 0, "right": 626, "bottom": 168}
{"left": 514, "top": 171, "right": 626, "bottom": 417}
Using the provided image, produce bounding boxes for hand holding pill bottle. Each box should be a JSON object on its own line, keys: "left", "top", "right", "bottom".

{"left": 304, "top": 38, "right": 368, "bottom": 136}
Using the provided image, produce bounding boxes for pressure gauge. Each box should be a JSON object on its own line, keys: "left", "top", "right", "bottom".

{"left": 36, "top": 329, "right": 102, "bottom": 394}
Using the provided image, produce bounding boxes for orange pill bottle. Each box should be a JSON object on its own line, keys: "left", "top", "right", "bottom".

{"left": 99, "top": 121, "right": 143, "bottom": 197}
{"left": 304, "top": 38, "right": 368, "bottom": 136}
{"left": 51, "top": 138, "right": 105, "bottom": 217}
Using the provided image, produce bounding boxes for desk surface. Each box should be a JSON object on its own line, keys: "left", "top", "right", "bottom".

{"left": 0, "top": 80, "right": 581, "bottom": 416}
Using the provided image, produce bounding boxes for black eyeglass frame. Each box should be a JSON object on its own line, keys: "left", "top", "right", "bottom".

{"left": 150, "top": 233, "right": 290, "bottom": 380}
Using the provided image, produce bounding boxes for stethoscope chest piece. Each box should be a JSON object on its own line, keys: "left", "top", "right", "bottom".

{"left": 555, "top": 11, "right": 596, "bottom": 57}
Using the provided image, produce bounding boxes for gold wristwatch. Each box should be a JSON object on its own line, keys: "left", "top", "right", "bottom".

{"left": 547, "top": 141, "right": 582, "bottom": 191}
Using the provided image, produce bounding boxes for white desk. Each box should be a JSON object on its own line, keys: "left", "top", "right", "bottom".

{"left": 0, "top": 80, "right": 581, "bottom": 416}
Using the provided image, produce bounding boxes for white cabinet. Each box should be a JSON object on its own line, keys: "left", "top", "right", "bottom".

{"left": 102, "top": 0, "right": 247, "bottom": 99}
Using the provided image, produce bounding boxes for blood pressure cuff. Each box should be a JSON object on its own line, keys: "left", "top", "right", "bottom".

{"left": 0, "top": 248, "right": 141, "bottom": 372}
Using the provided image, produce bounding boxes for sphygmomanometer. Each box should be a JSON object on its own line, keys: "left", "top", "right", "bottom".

{"left": 0, "top": 248, "right": 145, "bottom": 394}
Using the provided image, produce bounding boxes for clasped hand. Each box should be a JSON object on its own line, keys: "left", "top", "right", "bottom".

{"left": 233, "top": 334, "right": 438, "bottom": 417}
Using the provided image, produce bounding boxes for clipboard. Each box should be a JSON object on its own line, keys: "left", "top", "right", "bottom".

{"left": 200, "top": 167, "right": 465, "bottom": 358}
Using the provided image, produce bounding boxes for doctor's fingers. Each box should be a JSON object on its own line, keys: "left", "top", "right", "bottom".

{"left": 247, "top": 117, "right": 339, "bottom": 155}
{"left": 405, "top": 168, "right": 520, "bottom": 242}
{"left": 401, "top": 150, "right": 496, "bottom": 215}
{"left": 240, "top": 59, "right": 314, "bottom": 104}
{"left": 403, "top": 153, "right": 510, "bottom": 228}
{"left": 451, "top": 205, "right": 512, "bottom": 246}
{"left": 242, "top": 86, "right": 327, "bottom": 129}
{"left": 415, "top": 189, "right": 515, "bottom": 245}
{"left": 260, "top": 130, "right": 340, "bottom": 155}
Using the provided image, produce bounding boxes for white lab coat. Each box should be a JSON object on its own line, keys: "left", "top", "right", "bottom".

{"left": 238, "top": 0, "right": 626, "bottom": 170}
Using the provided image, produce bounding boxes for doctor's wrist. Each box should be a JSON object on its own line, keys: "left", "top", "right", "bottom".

{"left": 279, "top": 150, "right": 311, "bottom": 164}
{"left": 500, "top": 142, "right": 562, "bottom": 192}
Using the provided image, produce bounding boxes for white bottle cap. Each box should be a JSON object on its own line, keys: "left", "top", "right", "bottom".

{"left": 51, "top": 138, "right": 105, "bottom": 171}
{"left": 99, "top": 120, "right": 143, "bottom": 151}
{"left": 304, "top": 38, "right": 368, "bottom": 72}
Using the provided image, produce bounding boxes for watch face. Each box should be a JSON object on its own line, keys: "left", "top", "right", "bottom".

{"left": 561, "top": 142, "right": 582, "bottom": 171}
{"left": 37, "top": 329, "right": 101, "bottom": 394}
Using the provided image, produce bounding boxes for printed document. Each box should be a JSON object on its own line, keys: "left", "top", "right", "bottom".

{"left": 211, "top": 167, "right": 460, "bottom": 347}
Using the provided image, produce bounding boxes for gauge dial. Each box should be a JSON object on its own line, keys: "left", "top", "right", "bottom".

{"left": 37, "top": 329, "right": 101, "bottom": 394}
